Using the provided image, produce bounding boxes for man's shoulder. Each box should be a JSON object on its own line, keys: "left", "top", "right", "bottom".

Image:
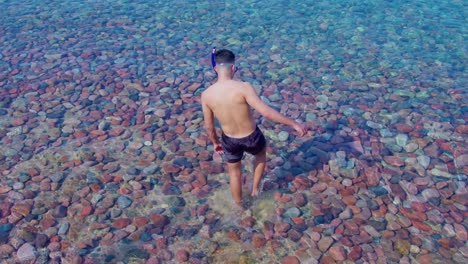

{"left": 201, "top": 85, "right": 215, "bottom": 103}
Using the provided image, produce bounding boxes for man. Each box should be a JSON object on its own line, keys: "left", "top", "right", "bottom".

{"left": 201, "top": 49, "right": 307, "bottom": 208}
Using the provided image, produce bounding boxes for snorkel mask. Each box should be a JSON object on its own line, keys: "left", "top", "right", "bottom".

{"left": 211, "top": 47, "right": 239, "bottom": 73}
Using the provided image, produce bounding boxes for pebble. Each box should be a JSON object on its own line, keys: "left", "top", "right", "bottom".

{"left": 273, "top": 220, "right": 290, "bottom": 235}
{"left": 53, "top": 205, "right": 68, "bottom": 218}
{"left": 421, "top": 188, "right": 440, "bottom": 201}
{"left": 369, "top": 186, "right": 389, "bottom": 196}
{"left": 0, "top": 224, "right": 14, "bottom": 235}
{"left": 117, "top": 196, "right": 133, "bottom": 209}
{"left": 278, "top": 131, "right": 289, "bottom": 141}
{"left": 395, "top": 134, "right": 408, "bottom": 147}
{"left": 143, "top": 165, "right": 159, "bottom": 175}
{"left": 12, "top": 182, "right": 24, "bottom": 190}
{"left": 58, "top": 222, "right": 70, "bottom": 235}
{"left": 176, "top": 249, "right": 189, "bottom": 262}
{"left": 384, "top": 156, "right": 405, "bottom": 167}
{"left": 318, "top": 236, "right": 334, "bottom": 252}
{"left": 0, "top": 244, "right": 14, "bottom": 255}
{"left": 329, "top": 245, "right": 346, "bottom": 261}
{"left": 49, "top": 172, "right": 65, "bottom": 183}
{"left": 34, "top": 234, "right": 48, "bottom": 248}
{"left": 284, "top": 207, "right": 301, "bottom": 219}
{"left": 417, "top": 155, "right": 431, "bottom": 169}
{"left": 17, "top": 243, "right": 37, "bottom": 262}
{"left": 281, "top": 256, "right": 300, "bottom": 264}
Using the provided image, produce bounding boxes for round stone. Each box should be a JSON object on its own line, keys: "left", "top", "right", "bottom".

{"left": 278, "top": 131, "right": 289, "bottom": 141}
{"left": 395, "top": 134, "right": 408, "bottom": 147}
{"left": 13, "top": 182, "right": 25, "bottom": 190}
{"left": 417, "top": 155, "right": 431, "bottom": 169}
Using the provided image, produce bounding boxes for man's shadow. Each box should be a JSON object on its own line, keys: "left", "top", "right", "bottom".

{"left": 262, "top": 128, "right": 366, "bottom": 191}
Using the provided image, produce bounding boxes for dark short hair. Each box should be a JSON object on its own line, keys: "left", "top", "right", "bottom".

{"left": 215, "top": 49, "right": 235, "bottom": 64}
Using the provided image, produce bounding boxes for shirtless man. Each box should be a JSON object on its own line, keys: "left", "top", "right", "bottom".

{"left": 201, "top": 49, "right": 307, "bottom": 208}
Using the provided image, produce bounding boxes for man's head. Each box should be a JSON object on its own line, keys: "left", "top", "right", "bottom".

{"left": 215, "top": 49, "right": 235, "bottom": 66}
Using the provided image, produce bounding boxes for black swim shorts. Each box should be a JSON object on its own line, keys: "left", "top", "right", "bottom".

{"left": 221, "top": 126, "right": 267, "bottom": 163}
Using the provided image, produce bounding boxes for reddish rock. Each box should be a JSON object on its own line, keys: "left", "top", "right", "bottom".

{"left": 11, "top": 118, "right": 26, "bottom": 126}
{"left": 311, "top": 182, "right": 328, "bottom": 192}
{"left": 89, "top": 110, "right": 103, "bottom": 120}
{"left": 89, "top": 129, "right": 106, "bottom": 139}
{"left": 274, "top": 221, "right": 291, "bottom": 234}
{"left": 363, "top": 167, "right": 381, "bottom": 186}
{"left": 416, "top": 254, "right": 432, "bottom": 263}
{"left": 292, "top": 193, "right": 308, "bottom": 207}
{"left": 455, "top": 125, "right": 468, "bottom": 134}
{"left": 252, "top": 233, "right": 266, "bottom": 248}
{"left": 90, "top": 223, "right": 109, "bottom": 230}
{"left": 412, "top": 221, "right": 432, "bottom": 232}
{"left": 241, "top": 216, "right": 256, "bottom": 228}
{"left": 277, "top": 194, "right": 292, "bottom": 204}
{"left": 318, "top": 236, "right": 334, "bottom": 252}
{"left": 133, "top": 217, "right": 149, "bottom": 227}
{"left": 28, "top": 168, "right": 41, "bottom": 177}
{"left": 175, "top": 249, "right": 189, "bottom": 262}
{"left": 454, "top": 223, "right": 467, "bottom": 241}
{"left": 187, "top": 83, "right": 201, "bottom": 92}
{"left": 293, "top": 176, "right": 312, "bottom": 189}
{"left": 424, "top": 144, "right": 441, "bottom": 158}
{"left": 174, "top": 125, "right": 186, "bottom": 134}
{"left": 112, "top": 218, "right": 131, "bottom": 229}
{"left": 384, "top": 156, "right": 405, "bottom": 167}
{"left": 0, "top": 244, "right": 14, "bottom": 255}
{"left": 291, "top": 217, "right": 305, "bottom": 225}
{"left": 281, "top": 256, "right": 300, "bottom": 264}
{"left": 226, "top": 230, "right": 240, "bottom": 241}
{"left": 150, "top": 213, "right": 170, "bottom": 228}
{"left": 342, "top": 196, "right": 357, "bottom": 206}
{"left": 394, "top": 123, "right": 414, "bottom": 133}
{"left": 80, "top": 205, "right": 93, "bottom": 218}
{"left": 11, "top": 204, "right": 31, "bottom": 217}
{"left": 109, "top": 127, "right": 125, "bottom": 137}
{"left": 348, "top": 246, "right": 362, "bottom": 261}
{"left": 399, "top": 207, "right": 427, "bottom": 222}
{"left": 389, "top": 94, "right": 405, "bottom": 101}
{"left": 451, "top": 194, "right": 468, "bottom": 205}
{"left": 329, "top": 245, "right": 347, "bottom": 261}
{"left": 390, "top": 183, "right": 407, "bottom": 201}
{"left": 40, "top": 217, "right": 57, "bottom": 229}
{"left": 0, "top": 186, "right": 12, "bottom": 194}
{"left": 320, "top": 256, "right": 336, "bottom": 264}
{"left": 410, "top": 202, "right": 428, "bottom": 213}
{"left": 161, "top": 163, "right": 180, "bottom": 174}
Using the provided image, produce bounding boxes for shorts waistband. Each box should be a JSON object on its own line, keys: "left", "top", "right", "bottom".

{"left": 222, "top": 126, "right": 259, "bottom": 141}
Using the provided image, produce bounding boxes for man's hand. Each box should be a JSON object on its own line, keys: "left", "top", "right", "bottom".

{"left": 214, "top": 143, "right": 224, "bottom": 154}
{"left": 293, "top": 122, "right": 307, "bottom": 137}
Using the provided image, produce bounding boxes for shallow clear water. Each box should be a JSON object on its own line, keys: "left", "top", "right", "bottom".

{"left": 0, "top": 0, "right": 466, "bottom": 263}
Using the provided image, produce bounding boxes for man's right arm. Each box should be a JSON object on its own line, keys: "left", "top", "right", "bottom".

{"left": 243, "top": 83, "right": 307, "bottom": 136}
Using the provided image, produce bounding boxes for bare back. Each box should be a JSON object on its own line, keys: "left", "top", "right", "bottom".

{"left": 202, "top": 80, "right": 256, "bottom": 138}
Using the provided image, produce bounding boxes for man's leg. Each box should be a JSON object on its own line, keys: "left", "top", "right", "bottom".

{"left": 227, "top": 161, "right": 243, "bottom": 205}
{"left": 251, "top": 147, "right": 266, "bottom": 197}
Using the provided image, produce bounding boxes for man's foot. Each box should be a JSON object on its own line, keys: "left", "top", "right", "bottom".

{"left": 251, "top": 178, "right": 265, "bottom": 197}
{"left": 233, "top": 200, "right": 246, "bottom": 213}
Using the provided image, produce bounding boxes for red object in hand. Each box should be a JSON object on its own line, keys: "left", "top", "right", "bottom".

{"left": 215, "top": 145, "right": 223, "bottom": 154}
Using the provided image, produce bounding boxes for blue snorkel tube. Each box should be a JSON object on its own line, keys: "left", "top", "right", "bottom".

{"left": 211, "top": 47, "right": 217, "bottom": 71}
{"left": 211, "top": 46, "right": 238, "bottom": 73}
